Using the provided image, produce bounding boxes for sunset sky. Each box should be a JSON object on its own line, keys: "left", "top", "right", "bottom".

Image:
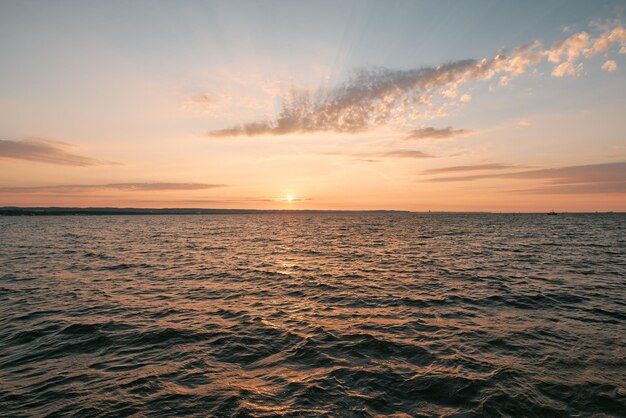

{"left": 1, "top": 0, "right": 625, "bottom": 211}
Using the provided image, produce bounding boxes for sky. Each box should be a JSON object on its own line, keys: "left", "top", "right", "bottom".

{"left": 0, "top": 0, "right": 625, "bottom": 211}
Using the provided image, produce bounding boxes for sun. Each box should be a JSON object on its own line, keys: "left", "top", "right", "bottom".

{"left": 286, "top": 195, "right": 294, "bottom": 203}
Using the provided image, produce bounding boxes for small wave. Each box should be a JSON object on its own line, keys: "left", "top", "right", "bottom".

{"left": 1, "top": 213, "right": 624, "bottom": 416}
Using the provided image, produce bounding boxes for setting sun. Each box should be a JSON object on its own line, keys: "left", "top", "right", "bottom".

{"left": 0, "top": 2, "right": 625, "bottom": 416}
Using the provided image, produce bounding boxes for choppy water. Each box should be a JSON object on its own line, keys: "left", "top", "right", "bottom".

{"left": 1, "top": 213, "right": 625, "bottom": 417}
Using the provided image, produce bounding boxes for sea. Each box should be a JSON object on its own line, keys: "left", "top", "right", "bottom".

{"left": 0, "top": 213, "right": 624, "bottom": 417}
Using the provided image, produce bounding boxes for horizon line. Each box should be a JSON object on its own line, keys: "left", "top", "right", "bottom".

{"left": 0, "top": 206, "right": 623, "bottom": 215}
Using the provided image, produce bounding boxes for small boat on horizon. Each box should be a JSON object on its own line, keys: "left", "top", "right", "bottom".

{"left": 547, "top": 210, "right": 558, "bottom": 215}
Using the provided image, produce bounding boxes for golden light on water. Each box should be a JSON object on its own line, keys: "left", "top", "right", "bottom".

{"left": 1, "top": 2, "right": 625, "bottom": 416}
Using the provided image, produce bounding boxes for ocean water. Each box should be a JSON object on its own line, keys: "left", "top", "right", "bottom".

{"left": 0, "top": 213, "right": 625, "bottom": 417}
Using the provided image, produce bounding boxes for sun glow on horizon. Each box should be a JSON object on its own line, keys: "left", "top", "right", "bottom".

{"left": 0, "top": 2, "right": 624, "bottom": 212}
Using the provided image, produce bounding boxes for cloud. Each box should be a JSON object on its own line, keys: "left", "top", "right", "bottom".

{"left": 584, "top": 26, "right": 626, "bottom": 56}
{"left": 546, "top": 32, "right": 590, "bottom": 65}
{"left": 208, "top": 60, "right": 486, "bottom": 137}
{"left": 329, "top": 149, "right": 433, "bottom": 160}
{"left": 205, "top": 22, "right": 624, "bottom": 139}
{"left": 208, "top": 121, "right": 280, "bottom": 137}
{"left": 182, "top": 93, "right": 218, "bottom": 112}
{"left": 498, "top": 40, "right": 545, "bottom": 76}
{"left": 424, "top": 162, "right": 626, "bottom": 194}
{"left": 460, "top": 93, "right": 472, "bottom": 103}
{"left": 138, "top": 197, "right": 301, "bottom": 204}
{"left": 552, "top": 61, "right": 583, "bottom": 77}
{"left": 517, "top": 181, "right": 626, "bottom": 194}
{"left": 382, "top": 150, "right": 433, "bottom": 158}
{"left": 406, "top": 127, "right": 471, "bottom": 140}
{"left": 0, "top": 183, "right": 225, "bottom": 194}
{"left": 0, "top": 138, "right": 118, "bottom": 166}
{"left": 420, "top": 163, "right": 519, "bottom": 175}
{"left": 252, "top": 148, "right": 432, "bottom": 162}
{"left": 546, "top": 25, "right": 626, "bottom": 77}
{"left": 602, "top": 60, "right": 618, "bottom": 72}
{"left": 188, "top": 93, "right": 215, "bottom": 105}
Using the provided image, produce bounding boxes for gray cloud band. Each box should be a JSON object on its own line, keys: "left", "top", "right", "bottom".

{"left": 422, "top": 162, "right": 626, "bottom": 194}
{"left": 0, "top": 183, "right": 226, "bottom": 194}
{"left": 0, "top": 138, "right": 118, "bottom": 166}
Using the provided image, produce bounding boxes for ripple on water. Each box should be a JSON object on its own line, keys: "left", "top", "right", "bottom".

{"left": 0, "top": 213, "right": 625, "bottom": 416}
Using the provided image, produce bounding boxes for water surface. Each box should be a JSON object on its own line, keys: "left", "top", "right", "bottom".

{"left": 1, "top": 213, "right": 625, "bottom": 416}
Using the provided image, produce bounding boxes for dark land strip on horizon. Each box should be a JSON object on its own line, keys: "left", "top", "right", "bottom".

{"left": 0, "top": 207, "right": 622, "bottom": 216}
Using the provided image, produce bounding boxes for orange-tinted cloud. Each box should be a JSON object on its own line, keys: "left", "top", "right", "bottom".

{"left": 546, "top": 25, "right": 626, "bottom": 77}
{"left": 602, "top": 60, "right": 618, "bottom": 72}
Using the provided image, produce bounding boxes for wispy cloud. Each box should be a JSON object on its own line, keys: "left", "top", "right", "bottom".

{"left": 206, "top": 22, "right": 625, "bottom": 139}
{"left": 423, "top": 162, "right": 626, "bottom": 194}
{"left": 420, "top": 163, "right": 519, "bottom": 175}
{"left": 518, "top": 181, "right": 626, "bottom": 194}
{"left": 137, "top": 197, "right": 299, "bottom": 204}
{"left": 0, "top": 183, "right": 225, "bottom": 194}
{"left": 327, "top": 149, "right": 433, "bottom": 160}
{"left": 0, "top": 138, "right": 118, "bottom": 166}
{"left": 382, "top": 150, "right": 433, "bottom": 158}
{"left": 181, "top": 93, "right": 218, "bottom": 113}
{"left": 406, "top": 127, "right": 471, "bottom": 140}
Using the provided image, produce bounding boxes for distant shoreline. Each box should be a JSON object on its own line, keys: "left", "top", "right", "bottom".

{"left": 0, "top": 207, "right": 622, "bottom": 216}
{"left": 0, "top": 207, "right": 412, "bottom": 216}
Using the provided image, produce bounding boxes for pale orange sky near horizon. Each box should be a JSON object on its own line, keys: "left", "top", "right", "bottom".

{"left": 1, "top": 1, "right": 625, "bottom": 211}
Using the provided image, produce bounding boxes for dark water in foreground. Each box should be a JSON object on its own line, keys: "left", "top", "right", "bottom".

{"left": 1, "top": 213, "right": 625, "bottom": 417}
